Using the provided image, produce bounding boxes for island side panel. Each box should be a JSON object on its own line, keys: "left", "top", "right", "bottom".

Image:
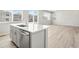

{"left": 30, "top": 30, "right": 45, "bottom": 48}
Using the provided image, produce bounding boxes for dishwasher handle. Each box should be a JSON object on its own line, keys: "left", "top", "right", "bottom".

{"left": 21, "top": 32, "right": 29, "bottom": 36}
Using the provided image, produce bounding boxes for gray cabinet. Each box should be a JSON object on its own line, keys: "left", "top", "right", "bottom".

{"left": 20, "top": 30, "right": 30, "bottom": 48}
{"left": 20, "top": 31, "right": 29, "bottom": 48}
{"left": 0, "top": 10, "right": 12, "bottom": 22}
{"left": 15, "top": 29, "right": 20, "bottom": 47}
{"left": 10, "top": 26, "right": 20, "bottom": 47}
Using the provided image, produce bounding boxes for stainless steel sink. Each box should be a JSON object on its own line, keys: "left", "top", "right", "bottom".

{"left": 17, "top": 24, "right": 27, "bottom": 27}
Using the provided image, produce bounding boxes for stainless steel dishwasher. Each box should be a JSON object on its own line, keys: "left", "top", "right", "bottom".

{"left": 20, "top": 30, "right": 30, "bottom": 48}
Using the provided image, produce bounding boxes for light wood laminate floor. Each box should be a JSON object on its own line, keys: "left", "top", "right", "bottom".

{"left": 0, "top": 34, "right": 16, "bottom": 48}
{"left": 0, "top": 25, "right": 79, "bottom": 48}
{"left": 48, "top": 25, "right": 79, "bottom": 48}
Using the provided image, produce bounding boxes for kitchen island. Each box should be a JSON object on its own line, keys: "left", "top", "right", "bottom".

{"left": 10, "top": 23, "right": 49, "bottom": 48}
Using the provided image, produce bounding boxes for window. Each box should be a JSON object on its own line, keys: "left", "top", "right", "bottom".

{"left": 34, "top": 16, "right": 37, "bottom": 22}
{"left": 5, "top": 18, "right": 9, "bottom": 21}
{"left": 6, "top": 13, "right": 9, "bottom": 16}
{"left": 0, "top": 10, "right": 38, "bottom": 23}
{"left": 13, "top": 10, "right": 22, "bottom": 22}
{"left": 0, "top": 10, "right": 12, "bottom": 22}
{"left": 0, "top": 10, "right": 23, "bottom": 22}
{"left": 28, "top": 14, "right": 38, "bottom": 22}
{"left": 29, "top": 14, "right": 33, "bottom": 22}
{"left": 13, "top": 14, "right": 21, "bottom": 21}
{"left": 28, "top": 10, "right": 38, "bottom": 22}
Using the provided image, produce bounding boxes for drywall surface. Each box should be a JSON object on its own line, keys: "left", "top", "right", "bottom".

{"left": 0, "top": 22, "right": 23, "bottom": 33}
{"left": 0, "top": 23, "right": 9, "bottom": 33}
{"left": 53, "top": 10, "right": 79, "bottom": 26}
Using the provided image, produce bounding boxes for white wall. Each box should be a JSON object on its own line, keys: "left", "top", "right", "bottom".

{"left": 53, "top": 10, "right": 79, "bottom": 26}
{"left": 0, "top": 23, "right": 10, "bottom": 33}
{"left": 0, "top": 22, "right": 23, "bottom": 33}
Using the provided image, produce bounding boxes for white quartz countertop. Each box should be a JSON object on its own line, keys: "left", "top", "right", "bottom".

{"left": 10, "top": 23, "right": 49, "bottom": 33}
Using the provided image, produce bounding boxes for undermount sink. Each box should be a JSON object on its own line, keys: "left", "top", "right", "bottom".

{"left": 17, "top": 24, "right": 28, "bottom": 27}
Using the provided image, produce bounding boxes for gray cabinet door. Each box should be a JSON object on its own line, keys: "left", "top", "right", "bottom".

{"left": 20, "top": 32, "right": 29, "bottom": 48}
{"left": 10, "top": 26, "right": 21, "bottom": 47}
{"left": 15, "top": 29, "right": 21, "bottom": 47}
